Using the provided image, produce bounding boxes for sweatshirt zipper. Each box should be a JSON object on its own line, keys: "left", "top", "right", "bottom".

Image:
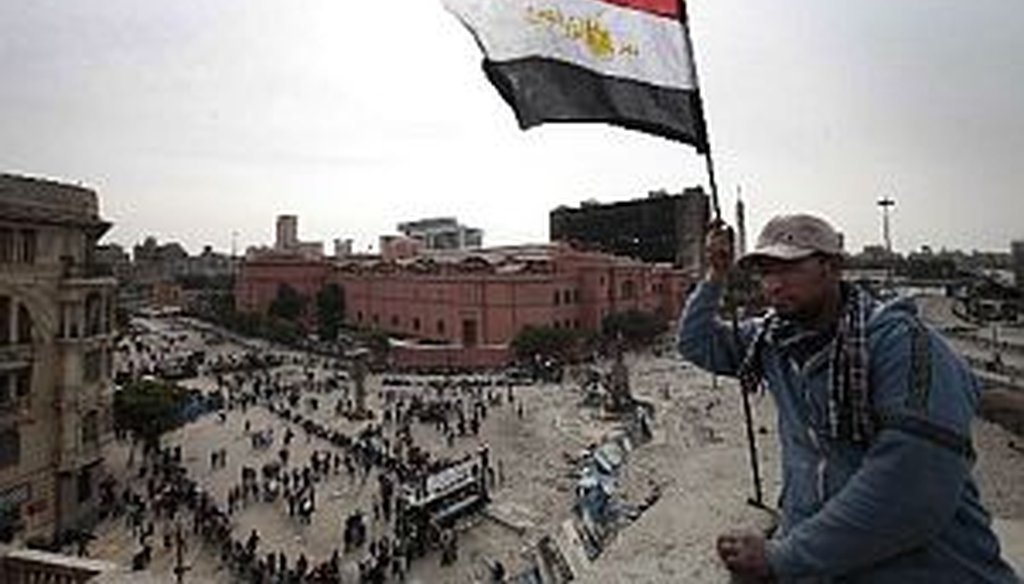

{"left": 793, "top": 358, "right": 828, "bottom": 505}
{"left": 807, "top": 425, "right": 827, "bottom": 503}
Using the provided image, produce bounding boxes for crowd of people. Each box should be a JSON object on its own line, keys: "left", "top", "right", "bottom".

{"left": 104, "top": 319, "right": 524, "bottom": 582}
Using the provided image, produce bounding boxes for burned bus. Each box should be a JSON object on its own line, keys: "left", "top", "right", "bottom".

{"left": 395, "top": 446, "right": 491, "bottom": 559}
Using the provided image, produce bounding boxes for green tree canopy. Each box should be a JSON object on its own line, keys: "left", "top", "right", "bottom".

{"left": 510, "top": 325, "right": 579, "bottom": 363}
{"left": 601, "top": 309, "right": 666, "bottom": 349}
{"left": 358, "top": 328, "right": 391, "bottom": 370}
{"left": 316, "top": 283, "right": 345, "bottom": 341}
{"left": 113, "top": 379, "right": 188, "bottom": 447}
{"left": 268, "top": 283, "right": 306, "bottom": 322}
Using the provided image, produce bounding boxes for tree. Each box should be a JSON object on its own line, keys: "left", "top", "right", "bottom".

{"left": 268, "top": 283, "right": 306, "bottom": 322}
{"left": 510, "top": 325, "right": 579, "bottom": 364}
{"left": 113, "top": 379, "right": 188, "bottom": 449}
{"left": 359, "top": 329, "right": 391, "bottom": 371}
{"left": 601, "top": 309, "right": 666, "bottom": 349}
{"left": 316, "top": 283, "right": 346, "bottom": 341}
{"left": 266, "top": 317, "right": 305, "bottom": 345}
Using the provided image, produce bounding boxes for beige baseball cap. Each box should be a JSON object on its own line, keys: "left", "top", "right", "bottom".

{"left": 737, "top": 213, "right": 844, "bottom": 268}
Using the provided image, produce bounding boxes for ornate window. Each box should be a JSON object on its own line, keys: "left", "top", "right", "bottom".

{"left": 0, "top": 428, "right": 20, "bottom": 469}
{"left": 17, "top": 230, "right": 36, "bottom": 264}
{"left": 16, "top": 305, "right": 31, "bottom": 344}
{"left": 85, "top": 293, "right": 103, "bottom": 337}
{"left": 0, "top": 228, "right": 13, "bottom": 263}
{"left": 0, "top": 297, "right": 9, "bottom": 345}
{"left": 621, "top": 280, "right": 635, "bottom": 299}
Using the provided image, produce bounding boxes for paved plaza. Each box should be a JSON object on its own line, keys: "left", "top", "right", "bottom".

{"left": 69, "top": 312, "right": 1024, "bottom": 582}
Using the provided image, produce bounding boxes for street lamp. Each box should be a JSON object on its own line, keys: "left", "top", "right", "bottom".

{"left": 878, "top": 197, "right": 896, "bottom": 289}
{"left": 877, "top": 196, "right": 895, "bottom": 255}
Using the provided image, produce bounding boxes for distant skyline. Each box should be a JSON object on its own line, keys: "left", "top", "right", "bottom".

{"left": 1, "top": 0, "right": 1022, "bottom": 256}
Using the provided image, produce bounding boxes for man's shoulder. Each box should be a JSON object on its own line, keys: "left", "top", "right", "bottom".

{"left": 865, "top": 294, "right": 927, "bottom": 341}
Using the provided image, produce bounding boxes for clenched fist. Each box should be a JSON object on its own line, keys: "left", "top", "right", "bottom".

{"left": 706, "top": 219, "right": 735, "bottom": 284}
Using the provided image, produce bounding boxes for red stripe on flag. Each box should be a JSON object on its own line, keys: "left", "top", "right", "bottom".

{"left": 595, "top": 0, "right": 681, "bottom": 19}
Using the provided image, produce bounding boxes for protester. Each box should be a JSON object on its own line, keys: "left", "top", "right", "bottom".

{"left": 678, "top": 214, "right": 1019, "bottom": 582}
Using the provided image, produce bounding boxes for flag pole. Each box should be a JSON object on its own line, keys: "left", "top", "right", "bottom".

{"left": 704, "top": 142, "right": 722, "bottom": 221}
{"left": 682, "top": 0, "right": 765, "bottom": 510}
{"left": 706, "top": 139, "right": 765, "bottom": 511}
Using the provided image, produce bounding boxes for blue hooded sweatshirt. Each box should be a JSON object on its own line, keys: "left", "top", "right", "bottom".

{"left": 678, "top": 281, "right": 1020, "bottom": 583}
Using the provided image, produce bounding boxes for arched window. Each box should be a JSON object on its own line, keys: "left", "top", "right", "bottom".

{"left": 85, "top": 293, "right": 103, "bottom": 337}
{"left": 14, "top": 367, "right": 31, "bottom": 398}
{"left": 0, "top": 296, "right": 9, "bottom": 345}
{"left": 16, "top": 304, "right": 31, "bottom": 344}
{"left": 621, "top": 280, "right": 635, "bottom": 299}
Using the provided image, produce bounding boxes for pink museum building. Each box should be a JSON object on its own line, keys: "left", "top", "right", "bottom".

{"left": 235, "top": 242, "right": 691, "bottom": 368}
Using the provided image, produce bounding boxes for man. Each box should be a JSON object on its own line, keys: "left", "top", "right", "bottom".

{"left": 677, "top": 214, "right": 1019, "bottom": 582}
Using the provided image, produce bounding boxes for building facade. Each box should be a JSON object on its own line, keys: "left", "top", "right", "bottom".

{"left": 276, "top": 215, "right": 298, "bottom": 250}
{"left": 234, "top": 256, "right": 328, "bottom": 321}
{"left": 248, "top": 215, "right": 323, "bottom": 262}
{"left": 235, "top": 239, "right": 689, "bottom": 368}
{"left": 549, "top": 187, "right": 709, "bottom": 274}
{"left": 0, "top": 174, "right": 116, "bottom": 541}
{"left": 1013, "top": 241, "right": 1024, "bottom": 290}
{"left": 335, "top": 244, "right": 687, "bottom": 348}
{"left": 397, "top": 217, "right": 483, "bottom": 251}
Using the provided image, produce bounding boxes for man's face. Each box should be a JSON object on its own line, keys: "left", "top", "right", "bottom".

{"left": 753, "top": 255, "right": 836, "bottom": 322}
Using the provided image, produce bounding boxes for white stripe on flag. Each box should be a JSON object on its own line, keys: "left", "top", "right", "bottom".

{"left": 445, "top": 0, "right": 697, "bottom": 91}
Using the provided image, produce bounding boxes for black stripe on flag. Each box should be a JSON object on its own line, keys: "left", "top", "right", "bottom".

{"left": 483, "top": 57, "right": 708, "bottom": 151}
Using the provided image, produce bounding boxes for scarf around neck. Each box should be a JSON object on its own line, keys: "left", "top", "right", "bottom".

{"left": 738, "top": 283, "right": 875, "bottom": 444}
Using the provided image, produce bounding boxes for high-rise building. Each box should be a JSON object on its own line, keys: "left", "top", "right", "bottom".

{"left": 1012, "top": 240, "right": 1024, "bottom": 290}
{"left": 275, "top": 215, "right": 298, "bottom": 250}
{"left": 549, "top": 187, "right": 710, "bottom": 274}
{"left": 735, "top": 196, "right": 747, "bottom": 257}
{"left": 397, "top": 217, "right": 483, "bottom": 251}
{"left": 249, "top": 215, "right": 322, "bottom": 261}
{"left": 334, "top": 238, "right": 353, "bottom": 259}
{"left": 0, "top": 173, "right": 117, "bottom": 541}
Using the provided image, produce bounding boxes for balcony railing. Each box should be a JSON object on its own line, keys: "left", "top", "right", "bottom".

{"left": 60, "top": 260, "right": 114, "bottom": 280}
{"left": 0, "top": 546, "right": 115, "bottom": 583}
{"left": 0, "top": 345, "right": 33, "bottom": 366}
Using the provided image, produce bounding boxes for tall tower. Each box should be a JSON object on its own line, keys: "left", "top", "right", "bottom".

{"left": 276, "top": 215, "right": 298, "bottom": 250}
{"left": 334, "top": 238, "right": 353, "bottom": 258}
{"left": 735, "top": 188, "right": 747, "bottom": 257}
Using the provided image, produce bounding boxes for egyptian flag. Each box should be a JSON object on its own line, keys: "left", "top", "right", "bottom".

{"left": 444, "top": 0, "right": 708, "bottom": 151}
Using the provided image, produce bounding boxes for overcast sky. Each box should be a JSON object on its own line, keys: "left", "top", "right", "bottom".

{"left": 1, "top": 0, "right": 1022, "bottom": 256}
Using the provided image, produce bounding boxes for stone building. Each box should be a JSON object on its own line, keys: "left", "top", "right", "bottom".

{"left": 1013, "top": 240, "right": 1024, "bottom": 290}
{"left": 397, "top": 217, "right": 483, "bottom": 251}
{"left": 336, "top": 243, "right": 687, "bottom": 347}
{"left": 0, "top": 173, "right": 116, "bottom": 541}
{"left": 247, "top": 215, "right": 323, "bottom": 262}
{"left": 235, "top": 240, "right": 689, "bottom": 368}
{"left": 549, "top": 187, "right": 709, "bottom": 274}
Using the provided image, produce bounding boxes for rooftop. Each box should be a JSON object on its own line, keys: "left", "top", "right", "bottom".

{"left": 0, "top": 173, "right": 107, "bottom": 230}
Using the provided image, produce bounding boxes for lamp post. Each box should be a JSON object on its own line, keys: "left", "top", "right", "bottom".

{"left": 877, "top": 197, "right": 895, "bottom": 255}
{"left": 878, "top": 197, "right": 896, "bottom": 289}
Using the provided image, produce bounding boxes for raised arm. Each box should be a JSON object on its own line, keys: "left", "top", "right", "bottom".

{"left": 677, "top": 281, "right": 751, "bottom": 376}
{"left": 676, "top": 220, "right": 756, "bottom": 376}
